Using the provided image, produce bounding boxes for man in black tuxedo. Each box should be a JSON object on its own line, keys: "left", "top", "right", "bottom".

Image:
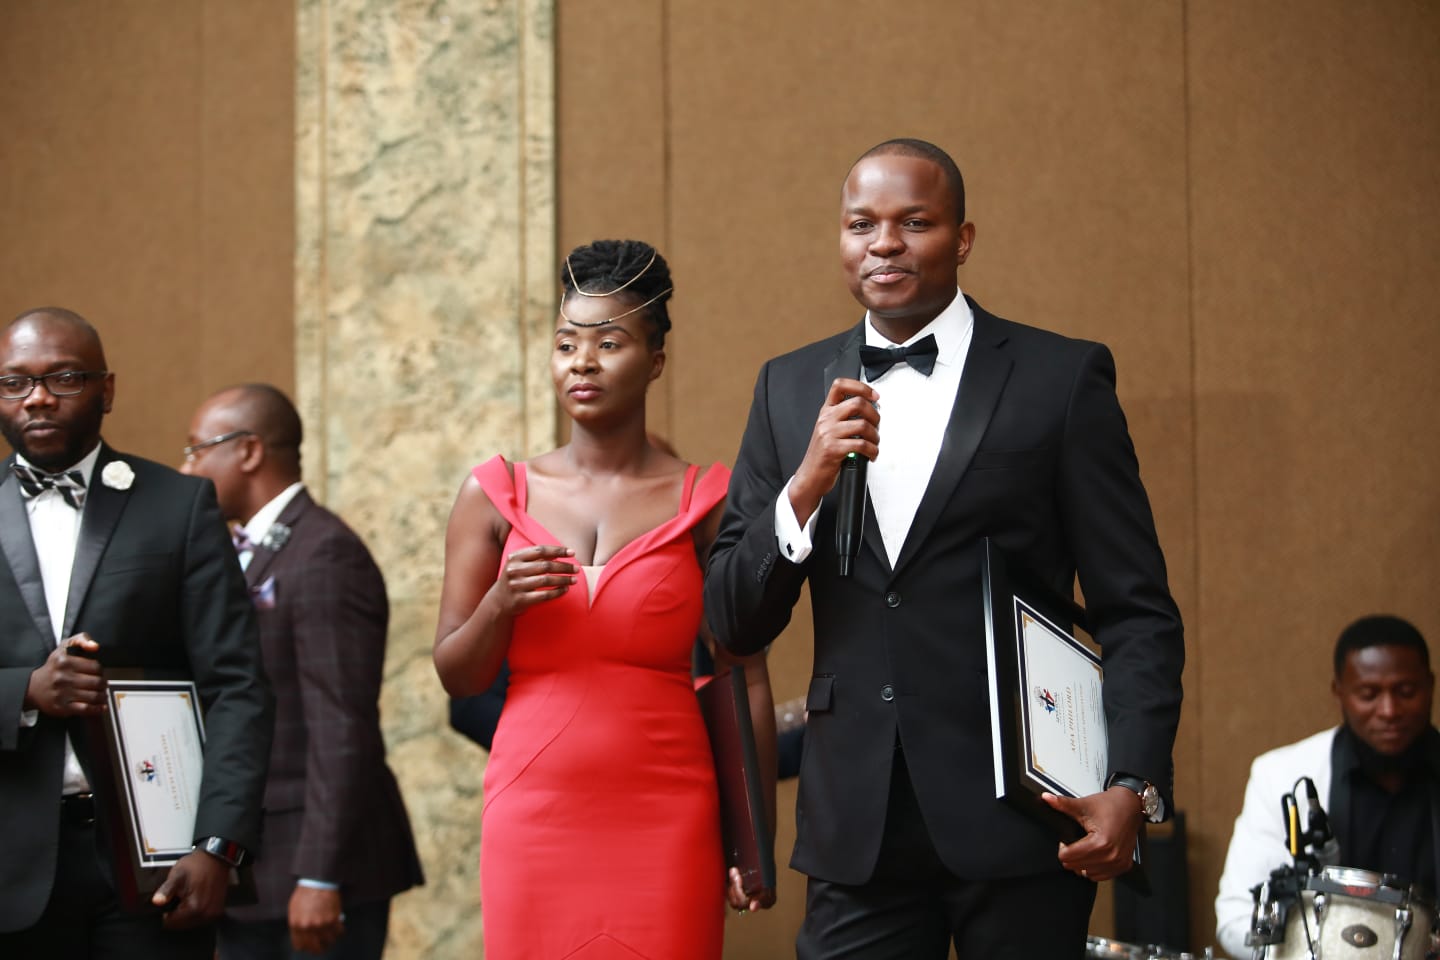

{"left": 0, "top": 308, "right": 273, "bottom": 959}
{"left": 704, "top": 140, "right": 1185, "bottom": 957}
{"left": 182, "top": 384, "right": 423, "bottom": 959}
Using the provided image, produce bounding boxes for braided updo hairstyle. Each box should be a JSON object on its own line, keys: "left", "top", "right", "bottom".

{"left": 561, "top": 239, "right": 673, "bottom": 348}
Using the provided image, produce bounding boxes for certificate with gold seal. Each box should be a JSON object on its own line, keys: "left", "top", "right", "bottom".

{"left": 982, "top": 540, "right": 1107, "bottom": 840}
{"left": 1012, "top": 602, "right": 1106, "bottom": 797}
{"left": 87, "top": 674, "right": 255, "bottom": 912}
{"left": 100, "top": 680, "right": 206, "bottom": 876}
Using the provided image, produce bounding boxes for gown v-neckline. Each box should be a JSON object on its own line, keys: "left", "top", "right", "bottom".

{"left": 514, "top": 460, "right": 699, "bottom": 605}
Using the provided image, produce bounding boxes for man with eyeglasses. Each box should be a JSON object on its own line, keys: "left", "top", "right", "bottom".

{"left": 0, "top": 307, "right": 273, "bottom": 960}
{"left": 181, "top": 383, "right": 423, "bottom": 960}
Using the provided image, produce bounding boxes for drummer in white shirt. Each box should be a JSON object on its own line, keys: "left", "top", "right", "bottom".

{"left": 1214, "top": 615, "right": 1439, "bottom": 958}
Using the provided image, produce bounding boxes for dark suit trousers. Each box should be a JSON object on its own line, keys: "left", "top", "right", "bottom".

{"left": 217, "top": 898, "right": 390, "bottom": 960}
{"left": 0, "top": 813, "right": 214, "bottom": 960}
{"left": 796, "top": 748, "right": 1096, "bottom": 960}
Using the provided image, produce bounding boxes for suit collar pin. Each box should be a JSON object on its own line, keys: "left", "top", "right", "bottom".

{"left": 260, "top": 523, "right": 291, "bottom": 552}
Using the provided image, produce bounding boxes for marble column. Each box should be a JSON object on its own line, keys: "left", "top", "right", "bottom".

{"left": 295, "top": 1, "right": 554, "bottom": 955}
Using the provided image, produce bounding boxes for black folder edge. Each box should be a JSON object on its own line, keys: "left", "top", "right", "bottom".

{"left": 698, "top": 665, "right": 777, "bottom": 895}
{"left": 981, "top": 538, "right": 1149, "bottom": 891}
{"left": 982, "top": 541, "right": 1089, "bottom": 841}
{"left": 727, "top": 665, "right": 777, "bottom": 892}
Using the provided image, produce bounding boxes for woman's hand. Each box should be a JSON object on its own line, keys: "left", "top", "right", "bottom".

{"left": 726, "top": 866, "right": 776, "bottom": 913}
{"left": 488, "top": 544, "right": 577, "bottom": 617}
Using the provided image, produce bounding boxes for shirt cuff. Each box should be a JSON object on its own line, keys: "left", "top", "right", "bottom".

{"left": 297, "top": 878, "right": 340, "bottom": 890}
{"left": 774, "top": 477, "right": 818, "bottom": 564}
{"left": 20, "top": 708, "right": 37, "bottom": 728}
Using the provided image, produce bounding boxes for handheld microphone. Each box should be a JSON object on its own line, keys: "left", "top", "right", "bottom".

{"left": 835, "top": 452, "right": 867, "bottom": 577}
{"left": 1300, "top": 777, "right": 1340, "bottom": 866}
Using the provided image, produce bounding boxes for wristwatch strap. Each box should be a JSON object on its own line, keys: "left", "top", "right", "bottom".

{"left": 196, "top": 835, "right": 249, "bottom": 867}
{"left": 1106, "top": 773, "right": 1165, "bottom": 823}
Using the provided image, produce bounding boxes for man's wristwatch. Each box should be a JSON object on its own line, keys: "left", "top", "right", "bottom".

{"left": 1107, "top": 774, "right": 1165, "bottom": 823}
{"left": 195, "top": 835, "right": 250, "bottom": 868}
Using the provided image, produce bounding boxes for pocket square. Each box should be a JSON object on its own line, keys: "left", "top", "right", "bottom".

{"left": 250, "top": 575, "right": 277, "bottom": 610}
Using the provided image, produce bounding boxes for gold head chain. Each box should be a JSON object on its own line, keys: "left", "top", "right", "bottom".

{"left": 560, "top": 249, "right": 671, "bottom": 327}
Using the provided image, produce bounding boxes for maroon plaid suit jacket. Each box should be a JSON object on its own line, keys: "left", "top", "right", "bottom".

{"left": 225, "top": 490, "right": 422, "bottom": 921}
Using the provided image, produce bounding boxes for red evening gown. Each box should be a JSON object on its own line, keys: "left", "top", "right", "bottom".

{"left": 473, "top": 456, "right": 729, "bottom": 959}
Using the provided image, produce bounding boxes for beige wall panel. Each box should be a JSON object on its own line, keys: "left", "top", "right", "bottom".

{"left": 1188, "top": 0, "right": 1440, "bottom": 949}
{"left": 554, "top": 0, "right": 667, "bottom": 247}
{"left": 199, "top": 2, "right": 298, "bottom": 401}
{"left": 554, "top": 0, "right": 671, "bottom": 440}
{"left": 0, "top": 1, "right": 294, "bottom": 463}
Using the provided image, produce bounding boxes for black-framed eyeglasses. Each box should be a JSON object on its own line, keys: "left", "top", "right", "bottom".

{"left": 183, "top": 430, "right": 254, "bottom": 462}
{"left": 0, "top": 370, "right": 109, "bottom": 401}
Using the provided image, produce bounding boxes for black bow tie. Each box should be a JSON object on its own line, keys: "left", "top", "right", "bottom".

{"left": 11, "top": 463, "right": 87, "bottom": 509}
{"left": 859, "top": 334, "right": 939, "bottom": 380}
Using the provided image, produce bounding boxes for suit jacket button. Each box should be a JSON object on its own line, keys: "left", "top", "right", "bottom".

{"left": 880, "top": 684, "right": 895, "bottom": 702}
{"left": 884, "top": 591, "right": 901, "bottom": 608}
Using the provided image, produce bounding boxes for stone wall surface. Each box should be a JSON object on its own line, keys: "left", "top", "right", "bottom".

{"left": 295, "top": 1, "right": 554, "bottom": 955}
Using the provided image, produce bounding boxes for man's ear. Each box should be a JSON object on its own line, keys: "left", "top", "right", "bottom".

{"left": 237, "top": 434, "right": 266, "bottom": 473}
{"left": 956, "top": 221, "right": 976, "bottom": 266}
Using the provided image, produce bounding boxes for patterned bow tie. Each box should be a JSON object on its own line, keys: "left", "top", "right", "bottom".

{"left": 11, "top": 463, "right": 87, "bottom": 509}
{"left": 859, "top": 334, "right": 939, "bottom": 380}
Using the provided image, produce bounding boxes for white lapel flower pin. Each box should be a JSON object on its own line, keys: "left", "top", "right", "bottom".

{"left": 101, "top": 461, "right": 135, "bottom": 491}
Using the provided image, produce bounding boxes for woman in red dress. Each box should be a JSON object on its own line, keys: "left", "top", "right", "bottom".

{"left": 434, "top": 240, "right": 776, "bottom": 959}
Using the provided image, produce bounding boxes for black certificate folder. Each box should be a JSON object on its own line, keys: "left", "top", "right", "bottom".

{"left": 982, "top": 539, "right": 1106, "bottom": 842}
{"left": 697, "top": 666, "right": 776, "bottom": 896}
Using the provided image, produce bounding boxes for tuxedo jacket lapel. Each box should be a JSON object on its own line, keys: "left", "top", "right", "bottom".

{"left": 245, "top": 490, "right": 313, "bottom": 587}
{"left": 0, "top": 459, "right": 56, "bottom": 653}
{"left": 820, "top": 325, "right": 864, "bottom": 398}
{"left": 822, "top": 326, "right": 890, "bottom": 574}
{"left": 63, "top": 447, "right": 130, "bottom": 638}
{"left": 891, "top": 306, "right": 1013, "bottom": 580}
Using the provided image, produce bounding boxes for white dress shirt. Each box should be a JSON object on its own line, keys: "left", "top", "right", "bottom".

{"left": 776, "top": 289, "right": 974, "bottom": 567}
{"left": 16, "top": 443, "right": 103, "bottom": 795}
{"left": 237, "top": 481, "right": 305, "bottom": 571}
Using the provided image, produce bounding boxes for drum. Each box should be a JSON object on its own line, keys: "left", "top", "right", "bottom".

{"left": 1250, "top": 866, "right": 1440, "bottom": 959}
{"left": 1086, "top": 936, "right": 1213, "bottom": 959}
